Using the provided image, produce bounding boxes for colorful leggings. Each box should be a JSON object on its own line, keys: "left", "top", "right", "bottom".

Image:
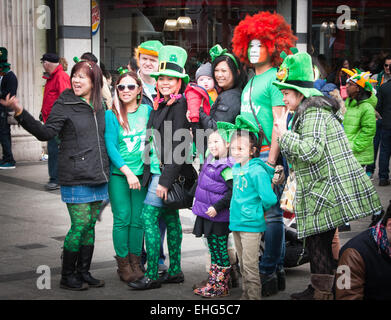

{"left": 63, "top": 201, "right": 101, "bottom": 252}
{"left": 142, "top": 204, "right": 182, "bottom": 280}
{"left": 207, "top": 234, "right": 230, "bottom": 267}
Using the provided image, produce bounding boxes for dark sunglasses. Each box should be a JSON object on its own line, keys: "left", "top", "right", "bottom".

{"left": 384, "top": 64, "right": 391, "bottom": 68}
{"left": 117, "top": 84, "right": 139, "bottom": 91}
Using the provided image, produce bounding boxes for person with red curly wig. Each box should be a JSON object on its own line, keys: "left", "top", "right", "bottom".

{"left": 232, "top": 11, "right": 297, "bottom": 298}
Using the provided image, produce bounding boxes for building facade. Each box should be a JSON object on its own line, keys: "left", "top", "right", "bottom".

{"left": 1, "top": 0, "right": 391, "bottom": 161}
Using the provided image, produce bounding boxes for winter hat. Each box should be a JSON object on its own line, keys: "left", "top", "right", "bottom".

{"left": 273, "top": 48, "right": 323, "bottom": 98}
{"left": 195, "top": 62, "right": 213, "bottom": 82}
{"left": 342, "top": 68, "right": 377, "bottom": 93}
{"left": 41, "top": 53, "right": 60, "bottom": 63}
{"left": 134, "top": 40, "right": 163, "bottom": 66}
{"left": 150, "top": 45, "right": 189, "bottom": 84}
{"left": 0, "top": 47, "right": 11, "bottom": 72}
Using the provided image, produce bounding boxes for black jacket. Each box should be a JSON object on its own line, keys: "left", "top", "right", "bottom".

{"left": 0, "top": 71, "right": 18, "bottom": 116}
{"left": 16, "top": 89, "right": 109, "bottom": 186}
{"left": 199, "top": 87, "right": 242, "bottom": 130}
{"left": 376, "top": 80, "right": 391, "bottom": 130}
{"left": 143, "top": 96, "right": 196, "bottom": 189}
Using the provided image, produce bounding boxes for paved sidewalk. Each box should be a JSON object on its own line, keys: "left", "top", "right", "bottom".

{"left": 0, "top": 161, "right": 389, "bottom": 300}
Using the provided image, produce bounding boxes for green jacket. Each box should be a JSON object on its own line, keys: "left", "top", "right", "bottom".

{"left": 279, "top": 96, "right": 381, "bottom": 239}
{"left": 229, "top": 158, "right": 277, "bottom": 233}
{"left": 343, "top": 94, "right": 377, "bottom": 165}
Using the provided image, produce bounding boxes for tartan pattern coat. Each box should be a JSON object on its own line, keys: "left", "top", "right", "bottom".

{"left": 279, "top": 96, "right": 382, "bottom": 239}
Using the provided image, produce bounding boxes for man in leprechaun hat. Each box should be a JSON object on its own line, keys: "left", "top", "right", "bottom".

{"left": 273, "top": 49, "right": 381, "bottom": 300}
{"left": 0, "top": 47, "right": 18, "bottom": 169}
{"left": 232, "top": 11, "right": 297, "bottom": 297}
{"left": 133, "top": 40, "right": 163, "bottom": 106}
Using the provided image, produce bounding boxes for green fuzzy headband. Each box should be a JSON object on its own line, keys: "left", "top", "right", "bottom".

{"left": 217, "top": 115, "right": 259, "bottom": 142}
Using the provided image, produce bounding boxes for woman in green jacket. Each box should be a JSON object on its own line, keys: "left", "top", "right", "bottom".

{"left": 342, "top": 68, "right": 377, "bottom": 168}
{"left": 273, "top": 50, "right": 382, "bottom": 300}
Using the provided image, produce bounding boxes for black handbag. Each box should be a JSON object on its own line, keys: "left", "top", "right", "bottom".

{"left": 164, "top": 172, "right": 198, "bottom": 210}
{"left": 151, "top": 134, "right": 198, "bottom": 210}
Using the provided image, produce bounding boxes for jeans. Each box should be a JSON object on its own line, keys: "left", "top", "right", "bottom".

{"left": 366, "top": 119, "right": 382, "bottom": 174}
{"left": 0, "top": 107, "right": 15, "bottom": 164}
{"left": 378, "top": 128, "right": 391, "bottom": 181}
{"left": 258, "top": 150, "right": 285, "bottom": 275}
{"left": 47, "top": 137, "right": 59, "bottom": 183}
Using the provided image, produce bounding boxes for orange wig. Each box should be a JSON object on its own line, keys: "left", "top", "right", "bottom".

{"left": 232, "top": 11, "right": 297, "bottom": 67}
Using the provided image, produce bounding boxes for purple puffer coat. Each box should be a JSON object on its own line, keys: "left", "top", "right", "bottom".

{"left": 192, "top": 155, "right": 234, "bottom": 222}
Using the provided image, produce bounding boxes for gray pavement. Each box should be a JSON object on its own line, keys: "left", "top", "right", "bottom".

{"left": 0, "top": 161, "right": 390, "bottom": 300}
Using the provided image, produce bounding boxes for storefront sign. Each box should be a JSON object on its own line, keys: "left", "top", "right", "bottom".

{"left": 92, "top": 0, "right": 100, "bottom": 35}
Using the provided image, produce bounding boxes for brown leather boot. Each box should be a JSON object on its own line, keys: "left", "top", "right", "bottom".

{"left": 115, "top": 255, "right": 138, "bottom": 283}
{"left": 311, "top": 274, "right": 335, "bottom": 300}
{"left": 129, "top": 253, "right": 144, "bottom": 280}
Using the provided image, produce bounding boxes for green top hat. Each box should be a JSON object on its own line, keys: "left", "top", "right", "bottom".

{"left": 0, "top": 47, "right": 10, "bottom": 72}
{"left": 273, "top": 48, "right": 323, "bottom": 98}
{"left": 150, "top": 45, "right": 189, "bottom": 84}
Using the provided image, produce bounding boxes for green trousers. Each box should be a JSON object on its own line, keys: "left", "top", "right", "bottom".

{"left": 142, "top": 204, "right": 182, "bottom": 280}
{"left": 109, "top": 174, "right": 147, "bottom": 257}
{"left": 64, "top": 201, "right": 102, "bottom": 252}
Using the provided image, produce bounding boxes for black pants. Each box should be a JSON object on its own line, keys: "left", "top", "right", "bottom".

{"left": 306, "top": 228, "right": 336, "bottom": 275}
{"left": 0, "top": 108, "right": 15, "bottom": 164}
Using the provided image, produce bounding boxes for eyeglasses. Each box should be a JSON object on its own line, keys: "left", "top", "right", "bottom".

{"left": 384, "top": 64, "right": 391, "bottom": 68}
{"left": 117, "top": 84, "right": 139, "bottom": 91}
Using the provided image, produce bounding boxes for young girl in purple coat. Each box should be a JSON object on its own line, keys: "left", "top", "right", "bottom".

{"left": 192, "top": 130, "right": 234, "bottom": 298}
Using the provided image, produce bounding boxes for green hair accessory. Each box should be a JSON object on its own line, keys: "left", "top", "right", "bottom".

{"left": 217, "top": 115, "right": 259, "bottom": 142}
{"left": 209, "top": 44, "right": 239, "bottom": 69}
{"left": 117, "top": 67, "right": 129, "bottom": 75}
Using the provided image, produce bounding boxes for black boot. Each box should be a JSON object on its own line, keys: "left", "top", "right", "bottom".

{"left": 290, "top": 285, "right": 315, "bottom": 300}
{"left": 77, "top": 245, "right": 105, "bottom": 288}
{"left": 260, "top": 272, "right": 279, "bottom": 297}
{"left": 128, "top": 276, "right": 162, "bottom": 290}
{"left": 277, "top": 267, "right": 286, "bottom": 291}
{"left": 60, "top": 249, "right": 88, "bottom": 291}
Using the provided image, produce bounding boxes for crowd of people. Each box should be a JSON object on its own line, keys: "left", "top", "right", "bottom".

{"left": 0, "top": 11, "right": 390, "bottom": 300}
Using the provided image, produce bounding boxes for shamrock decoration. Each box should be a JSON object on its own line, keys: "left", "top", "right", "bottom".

{"left": 117, "top": 66, "right": 129, "bottom": 75}
{"left": 169, "top": 54, "right": 178, "bottom": 62}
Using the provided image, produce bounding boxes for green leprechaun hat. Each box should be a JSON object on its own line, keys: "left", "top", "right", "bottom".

{"left": 273, "top": 48, "right": 322, "bottom": 98}
{"left": 0, "top": 47, "right": 11, "bottom": 73}
{"left": 134, "top": 40, "right": 163, "bottom": 65}
{"left": 150, "top": 45, "right": 189, "bottom": 84}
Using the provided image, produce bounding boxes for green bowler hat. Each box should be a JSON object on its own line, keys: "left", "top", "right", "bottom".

{"left": 273, "top": 48, "right": 323, "bottom": 98}
{"left": 0, "top": 47, "right": 11, "bottom": 72}
{"left": 150, "top": 45, "right": 189, "bottom": 84}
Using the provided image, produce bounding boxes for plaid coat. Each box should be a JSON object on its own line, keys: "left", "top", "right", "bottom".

{"left": 279, "top": 96, "right": 382, "bottom": 239}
